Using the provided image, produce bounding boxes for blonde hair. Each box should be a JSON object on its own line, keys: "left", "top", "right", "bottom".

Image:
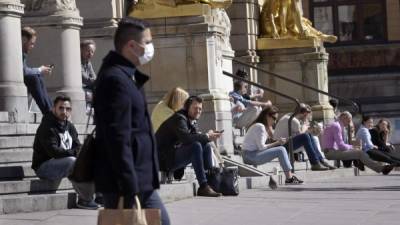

{"left": 163, "top": 87, "right": 189, "bottom": 112}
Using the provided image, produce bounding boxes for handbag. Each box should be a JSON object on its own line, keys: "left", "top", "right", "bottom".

{"left": 206, "top": 166, "right": 239, "bottom": 196}
{"left": 98, "top": 196, "right": 161, "bottom": 225}
{"left": 70, "top": 108, "right": 95, "bottom": 182}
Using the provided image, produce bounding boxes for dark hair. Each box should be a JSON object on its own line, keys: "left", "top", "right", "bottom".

{"left": 183, "top": 96, "right": 203, "bottom": 111}
{"left": 233, "top": 81, "right": 245, "bottom": 92}
{"left": 329, "top": 99, "right": 338, "bottom": 108}
{"left": 114, "top": 17, "right": 149, "bottom": 52}
{"left": 250, "top": 106, "right": 279, "bottom": 128}
{"left": 235, "top": 69, "right": 248, "bottom": 78}
{"left": 21, "top": 27, "right": 36, "bottom": 40}
{"left": 80, "top": 39, "right": 96, "bottom": 49}
{"left": 376, "top": 118, "right": 391, "bottom": 133}
{"left": 298, "top": 103, "right": 311, "bottom": 114}
{"left": 361, "top": 115, "right": 372, "bottom": 124}
{"left": 53, "top": 95, "right": 71, "bottom": 106}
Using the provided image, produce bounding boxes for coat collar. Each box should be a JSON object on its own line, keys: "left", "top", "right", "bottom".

{"left": 103, "top": 51, "right": 149, "bottom": 87}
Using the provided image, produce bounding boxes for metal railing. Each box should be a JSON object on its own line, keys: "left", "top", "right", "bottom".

{"left": 222, "top": 71, "right": 300, "bottom": 172}
{"left": 232, "top": 58, "right": 360, "bottom": 114}
{"left": 229, "top": 58, "right": 361, "bottom": 171}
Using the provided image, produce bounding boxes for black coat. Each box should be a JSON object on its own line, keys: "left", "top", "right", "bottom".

{"left": 93, "top": 51, "right": 159, "bottom": 195}
{"left": 370, "top": 128, "right": 391, "bottom": 152}
{"left": 155, "top": 109, "right": 209, "bottom": 171}
{"left": 32, "top": 113, "right": 80, "bottom": 170}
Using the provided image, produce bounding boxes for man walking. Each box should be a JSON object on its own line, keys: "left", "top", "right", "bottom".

{"left": 93, "top": 17, "right": 170, "bottom": 225}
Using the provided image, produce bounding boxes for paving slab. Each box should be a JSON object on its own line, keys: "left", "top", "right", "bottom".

{"left": 0, "top": 172, "right": 399, "bottom": 225}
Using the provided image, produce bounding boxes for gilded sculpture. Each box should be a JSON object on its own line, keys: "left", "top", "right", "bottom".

{"left": 260, "top": 0, "right": 337, "bottom": 43}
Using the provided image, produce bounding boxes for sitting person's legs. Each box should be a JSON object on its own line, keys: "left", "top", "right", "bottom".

{"left": 367, "top": 149, "right": 400, "bottom": 165}
{"left": 35, "top": 156, "right": 76, "bottom": 180}
{"left": 243, "top": 146, "right": 303, "bottom": 184}
{"left": 234, "top": 105, "right": 260, "bottom": 129}
{"left": 324, "top": 149, "right": 391, "bottom": 174}
{"left": 24, "top": 75, "right": 52, "bottom": 114}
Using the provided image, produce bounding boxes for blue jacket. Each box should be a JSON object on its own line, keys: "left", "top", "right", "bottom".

{"left": 23, "top": 53, "right": 41, "bottom": 77}
{"left": 93, "top": 51, "right": 159, "bottom": 195}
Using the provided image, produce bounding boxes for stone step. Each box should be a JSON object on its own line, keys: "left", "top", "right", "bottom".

{"left": 0, "top": 123, "right": 95, "bottom": 136}
{"left": 0, "top": 163, "right": 36, "bottom": 180}
{"left": 0, "top": 148, "right": 32, "bottom": 164}
{"left": 0, "top": 178, "right": 72, "bottom": 195}
{"left": 0, "top": 191, "right": 76, "bottom": 214}
{"left": 0, "top": 134, "right": 89, "bottom": 150}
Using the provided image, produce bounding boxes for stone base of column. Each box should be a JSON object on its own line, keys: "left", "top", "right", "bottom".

{"left": 257, "top": 45, "right": 334, "bottom": 123}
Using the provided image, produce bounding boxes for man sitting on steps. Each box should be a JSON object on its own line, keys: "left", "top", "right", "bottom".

{"left": 31, "top": 95, "right": 98, "bottom": 209}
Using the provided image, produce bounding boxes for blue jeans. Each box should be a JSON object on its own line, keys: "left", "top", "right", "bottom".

{"left": 35, "top": 157, "right": 95, "bottom": 202}
{"left": 285, "top": 133, "right": 323, "bottom": 165}
{"left": 243, "top": 146, "right": 292, "bottom": 171}
{"left": 103, "top": 191, "right": 170, "bottom": 225}
{"left": 24, "top": 75, "right": 52, "bottom": 114}
{"left": 172, "top": 142, "right": 213, "bottom": 185}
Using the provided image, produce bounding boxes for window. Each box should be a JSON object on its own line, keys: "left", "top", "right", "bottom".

{"left": 310, "top": 0, "right": 387, "bottom": 44}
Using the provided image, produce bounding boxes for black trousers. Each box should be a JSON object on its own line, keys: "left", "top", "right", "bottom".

{"left": 367, "top": 149, "right": 400, "bottom": 165}
{"left": 103, "top": 190, "right": 170, "bottom": 225}
{"left": 24, "top": 75, "right": 52, "bottom": 114}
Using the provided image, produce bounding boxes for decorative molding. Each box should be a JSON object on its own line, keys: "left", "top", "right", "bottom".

{"left": 22, "top": 14, "right": 83, "bottom": 27}
{"left": 0, "top": 1, "right": 24, "bottom": 16}
{"left": 21, "top": 0, "right": 79, "bottom": 17}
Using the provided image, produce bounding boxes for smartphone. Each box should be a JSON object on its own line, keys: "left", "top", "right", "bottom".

{"left": 49, "top": 64, "right": 55, "bottom": 69}
{"left": 217, "top": 130, "right": 224, "bottom": 133}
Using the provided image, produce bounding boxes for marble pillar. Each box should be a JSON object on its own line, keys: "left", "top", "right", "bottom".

{"left": 133, "top": 6, "right": 235, "bottom": 154}
{"left": 22, "top": 0, "right": 86, "bottom": 123}
{"left": 0, "top": 0, "right": 28, "bottom": 122}
{"left": 257, "top": 44, "right": 334, "bottom": 122}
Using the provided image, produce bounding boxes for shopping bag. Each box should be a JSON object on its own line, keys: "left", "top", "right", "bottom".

{"left": 70, "top": 128, "right": 96, "bottom": 182}
{"left": 98, "top": 196, "right": 161, "bottom": 225}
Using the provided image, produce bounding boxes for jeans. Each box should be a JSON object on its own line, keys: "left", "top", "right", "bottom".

{"left": 243, "top": 146, "right": 292, "bottom": 171}
{"left": 324, "top": 149, "right": 384, "bottom": 173}
{"left": 172, "top": 142, "right": 213, "bottom": 185}
{"left": 35, "top": 157, "right": 95, "bottom": 202}
{"left": 24, "top": 75, "right": 52, "bottom": 114}
{"left": 285, "top": 133, "right": 323, "bottom": 165}
{"left": 103, "top": 191, "right": 170, "bottom": 225}
{"left": 367, "top": 149, "right": 400, "bottom": 165}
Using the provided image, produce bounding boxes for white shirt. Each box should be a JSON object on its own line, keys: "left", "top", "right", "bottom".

{"left": 242, "top": 123, "right": 269, "bottom": 151}
{"left": 274, "top": 113, "right": 301, "bottom": 139}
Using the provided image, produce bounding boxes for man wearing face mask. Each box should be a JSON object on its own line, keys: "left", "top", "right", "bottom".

{"left": 93, "top": 17, "right": 170, "bottom": 225}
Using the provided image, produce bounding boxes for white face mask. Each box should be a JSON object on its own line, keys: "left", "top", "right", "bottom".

{"left": 138, "top": 43, "right": 154, "bottom": 65}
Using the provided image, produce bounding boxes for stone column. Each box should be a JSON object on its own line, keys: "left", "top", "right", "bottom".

{"left": 257, "top": 44, "right": 334, "bottom": 122}
{"left": 132, "top": 6, "right": 235, "bottom": 155}
{"left": 22, "top": 0, "right": 86, "bottom": 123}
{"left": 226, "top": 0, "right": 260, "bottom": 83}
{"left": 0, "top": 0, "right": 28, "bottom": 122}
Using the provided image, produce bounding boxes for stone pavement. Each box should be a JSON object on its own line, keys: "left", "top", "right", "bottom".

{"left": 0, "top": 172, "right": 399, "bottom": 225}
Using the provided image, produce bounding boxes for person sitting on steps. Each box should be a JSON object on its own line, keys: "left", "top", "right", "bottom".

{"left": 242, "top": 106, "right": 304, "bottom": 185}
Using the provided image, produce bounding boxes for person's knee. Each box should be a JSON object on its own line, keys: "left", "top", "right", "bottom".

{"left": 64, "top": 156, "right": 77, "bottom": 168}
{"left": 190, "top": 142, "right": 203, "bottom": 153}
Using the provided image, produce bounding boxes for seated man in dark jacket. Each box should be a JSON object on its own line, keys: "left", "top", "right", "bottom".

{"left": 156, "top": 96, "right": 223, "bottom": 197}
{"left": 31, "top": 95, "right": 97, "bottom": 209}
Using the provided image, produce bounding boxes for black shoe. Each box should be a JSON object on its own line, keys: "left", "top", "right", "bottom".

{"left": 311, "top": 163, "right": 329, "bottom": 171}
{"left": 320, "top": 160, "right": 336, "bottom": 170}
{"left": 76, "top": 199, "right": 99, "bottom": 210}
{"left": 285, "top": 175, "right": 304, "bottom": 185}
{"left": 382, "top": 165, "right": 394, "bottom": 175}
{"left": 94, "top": 193, "right": 104, "bottom": 206}
{"left": 354, "top": 160, "right": 365, "bottom": 171}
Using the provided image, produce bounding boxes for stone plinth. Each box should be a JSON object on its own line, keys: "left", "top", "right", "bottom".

{"left": 257, "top": 43, "right": 334, "bottom": 122}
{"left": 136, "top": 8, "right": 235, "bottom": 154}
{"left": 0, "top": 0, "right": 28, "bottom": 122}
{"left": 22, "top": 2, "right": 86, "bottom": 123}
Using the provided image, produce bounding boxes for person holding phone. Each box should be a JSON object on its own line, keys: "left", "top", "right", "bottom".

{"left": 242, "top": 106, "right": 303, "bottom": 185}
{"left": 21, "top": 26, "right": 53, "bottom": 114}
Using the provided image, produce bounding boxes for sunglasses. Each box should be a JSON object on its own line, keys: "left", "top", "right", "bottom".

{"left": 270, "top": 114, "right": 278, "bottom": 121}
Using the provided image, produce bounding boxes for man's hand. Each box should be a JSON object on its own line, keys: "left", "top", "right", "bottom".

{"left": 40, "top": 65, "right": 52, "bottom": 76}
{"left": 276, "top": 138, "right": 287, "bottom": 145}
{"left": 262, "top": 100, "right": 272, "bottom": 107}
{"left": 207, "top": 130, "right": 222, "bottom": 141}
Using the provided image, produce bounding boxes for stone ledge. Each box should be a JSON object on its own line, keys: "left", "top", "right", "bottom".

{"left": 0, "top": 1, "right": 24, "bottom": 15}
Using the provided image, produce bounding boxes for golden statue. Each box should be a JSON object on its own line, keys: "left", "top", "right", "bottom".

{"left": 260, "top": 0, "right": 337, "bottom": 43}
